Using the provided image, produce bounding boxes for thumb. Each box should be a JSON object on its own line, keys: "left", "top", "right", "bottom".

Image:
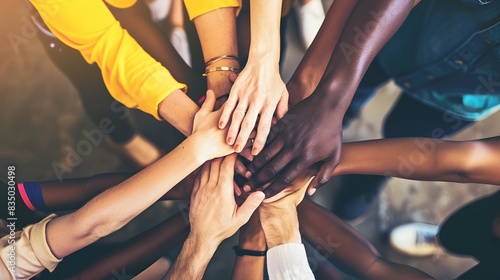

{"left": 200, "top": 90, "right": 216, "bottom": 115}
{"left": 275, "top": 90, "right": 289, "bottom": 120}
{"left": 235, "top": 191, "right": 265, "bottom": 225}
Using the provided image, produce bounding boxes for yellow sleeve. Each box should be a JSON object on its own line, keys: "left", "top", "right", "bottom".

{"left": 184, "top": 0, "right": 241, "bottom": 20}
{"left": 104, "top": 0, "right": 137, "bottom": 9}
{"left": 30, "top": 0, "right": 186, "bottom": 120}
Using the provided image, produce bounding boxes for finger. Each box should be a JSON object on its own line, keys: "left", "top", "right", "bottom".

{"left": 235, "top": 156, "right": 249, "bottom": 178}
{"left": 200, "top": 161, "right": 211, "bottom": 187}
{"left": 219, "top": 154, "right": 237, "bottom": 190}
{"left": 234, "top": 105, "right": 259, "bottom": 153}
{"left": 227, "top": 102, "right": 248, "bottom": 146}
{"left": 308, "top": 159, "right": 337, "bottom": 195}
{"left": 199, "top": 90, "right": 216, "bottom": 117}
{"left": 275, "top": 89, "right": 289, "bottom": 120}
{"left": 263, "top": 159, "right": 310, "bottom": 198}
{"left": 208, "top": 157, "right": 224, "bottom": 188}
{"left": 234, "top": 181, "right": 242, "bottom": 196}
{"left": 229, "top": 72, "right": 238, "bottom": 83}
{"left": 235, "top": 191, "right": 265, "bottom": 226}
{"left": 219, "top": 91, "right": 239, "bottom": 129}
{"left": 240, "top": 148, "right": 254, "bottom": 163}
{"left": 252, "top": 108, "right": 274, "bottom": 156}
{"left": 192, "top": 173, "right": 202, "bottom": 198}
{"left": 245, "top": 150, "right": 294, "bottom": 192}
{"left": 247, "top": 139, "right": 284, "bottom": 176}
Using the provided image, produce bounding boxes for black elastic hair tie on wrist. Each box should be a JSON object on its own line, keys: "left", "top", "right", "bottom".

{"left": 232, "top": 246, "right": 267, "bottom": 257}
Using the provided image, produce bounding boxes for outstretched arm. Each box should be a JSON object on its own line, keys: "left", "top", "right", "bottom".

{"left": 220, "top": 0, "right": 289, "bottom": 156}
{"left": 246, "top": 0, "right": 415, "bottom": 197}
{"left": 45, "top": 91, "right": 233, "bottom": 259}
{"left": 333, "top": 137, "right": 500, "bottom": 185}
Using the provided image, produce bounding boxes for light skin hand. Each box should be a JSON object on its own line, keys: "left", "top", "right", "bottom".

{"left": 258, "top": 172, "right": 312, "bottom": 248}
{"left": 219, "top": 0, "right": 288, "bottom": 156}
{"left": 165, "top": 155, "right": 265, "bottom": 279}
{"left": 190, "top": 154, "right": 266, "bottom": 245}
{"left": 192, "top": 90, "right": 235, "bottom": 159}
{"left": 220, "top": 61, "right": 289, "bottom": 155}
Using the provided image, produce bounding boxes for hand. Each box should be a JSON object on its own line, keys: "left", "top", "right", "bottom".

{"left": 207, "top": 70, "right": 238, "bottom": 111}
{"left": 219, "top": 61, "right": 289, "bottom": 155}
{"left": 245, "top": 94, "right": 343, "bottom": 198}
{"left": 189, "top": 155, "right": 265, "bottom": 245}
{"left": 192, "top": 90, "right": 234, "bottom": 159}
{"left": 258, "top": 171, "right": 311, "bottom": 248}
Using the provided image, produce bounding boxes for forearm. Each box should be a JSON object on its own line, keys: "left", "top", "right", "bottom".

{"left": 158, "top": 89, "right": 199, "bottom": 136}
{"left": 193, "top": 7, "right": 240, "bottom": 97}
{"left": 287, "top": 0, "right": 357, "bottom": 105}
{"left": 297, "top": 200, "right": 432, "bottom": 279}
{"left": 46, "top": 135, "right": 206, "bottom": 258}
{"left": 163, "top": 233, "right": 217, "bottom": 279}
{"left": 248, "top": 0, "right": 282, "bottom": 65}
{"left": 314, "top": 0, "right": 413, "bottom": 110}
{"left": 259, "top": 206, "right": 300, "bottom": 249}
{"left": 231, "top": 220, "right": 266, "bottom": 280}
{"left": 334, "top": 137, "right": 500, "bottom": 185}
{"left": 70, "top": 211, "right": 190, "bottom": 280}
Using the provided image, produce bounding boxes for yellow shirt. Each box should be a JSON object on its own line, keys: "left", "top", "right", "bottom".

{"left": 30, "top": 0, "right": 186, "bottom": 120}
{"left": 0, "top": 214, "right": 61, "bottom": 280}
{"left": 184, "top": 0, "right": 241, "bottom": 20}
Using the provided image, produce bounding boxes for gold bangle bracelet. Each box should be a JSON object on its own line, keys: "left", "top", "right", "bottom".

{"left": 205, "top": 55, "right": 239, "bottom": 67}
{"left": 202, "top": 66, "right": 240, "bottom": 76}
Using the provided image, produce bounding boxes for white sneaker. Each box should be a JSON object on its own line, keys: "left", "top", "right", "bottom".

{"left": 389, "top": 222, "right": 440, "bottom": 257}
{"left": 170, "top": 27, "right": 192, "bottom": 67}
{"left": 293, "top": 0, "right": 325, "bottom": 49}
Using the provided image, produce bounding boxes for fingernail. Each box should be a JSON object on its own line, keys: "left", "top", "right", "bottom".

{"left": 252, "top": 147, "right": 259, "bottom": 155}
{"left": 309, "top": 188, "right": 317, "bottom": 196}
{"left": 243, "top": 185, "right": 251, "bottom": 192}
{"left": 227, "top": 137, "right": 233, "bottom": 145}
{"left": 254, "top": 192, "right": 265, "bottom": 201}
{"left": 234, "top": 144, "right": 241, "bottom": 152}
{"left": 219, "top": 121, "right": 224, "bottom": 128}
{"left": 245, "top": 171, "right": 252, "bottom": 179}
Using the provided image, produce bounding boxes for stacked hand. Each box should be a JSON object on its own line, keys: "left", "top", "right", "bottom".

{"left": 189, "top": 154, "right": 265, "bottom": 246}
{"left": 245, "top": 94, "right": 343, "bottom": 198}
{"left": 219, "top": 61, "right": 289, "bottom": 156}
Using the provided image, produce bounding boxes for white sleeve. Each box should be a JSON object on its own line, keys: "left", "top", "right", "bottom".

{"left": 266, "top": 243, "right": 315, "bottom": 280}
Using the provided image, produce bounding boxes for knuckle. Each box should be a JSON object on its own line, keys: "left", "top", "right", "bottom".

{"left": 277, "top": 176, "right": 293, "bottom": 186}
{"left": 264, "top": 165, "right": 279, "bottom": 177}
{"left": 233, "top": 109, "right": 245, "bottom": 119}
{"left": 242, "top": 119, "right": 254, "bottom": 130}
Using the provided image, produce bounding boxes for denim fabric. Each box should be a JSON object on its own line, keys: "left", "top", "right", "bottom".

{"left": 377, "top": 0, "right": 500, "bottom": 120}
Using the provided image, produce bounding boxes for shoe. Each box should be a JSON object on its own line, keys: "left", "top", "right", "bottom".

{"left": 389, "top": 222, "right": 439, "bottom": 257}
{"left": 293, "top": 0, "right": 325, "bottom": 49}
{"left": 438, "top": 190, "right": 500, "bottom": 262}
{"left": 104, "top": 134, "right": 162, "bottom": 170}
{"left": 170, "top": 27, "right": 192, "bottom": 67}
{"left": 332, "top": 174, "right": 386, "bottom": 222}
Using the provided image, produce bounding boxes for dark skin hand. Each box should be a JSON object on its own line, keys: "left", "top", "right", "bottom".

{"left": 245, "top": 0, "right": 415, "bottom": 197}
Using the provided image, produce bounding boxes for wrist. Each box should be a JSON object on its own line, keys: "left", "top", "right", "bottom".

{"left": 259, "top": 206, "right": 300, "bottom": 248}
{"left": 239, "top": 230, "right": 267, "bottom": 251}
{"left": 187, "top": 231, "right": 219, "bottom": 257}
{"left": 183, "top": 134, "right": 211, "bottom": 165}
